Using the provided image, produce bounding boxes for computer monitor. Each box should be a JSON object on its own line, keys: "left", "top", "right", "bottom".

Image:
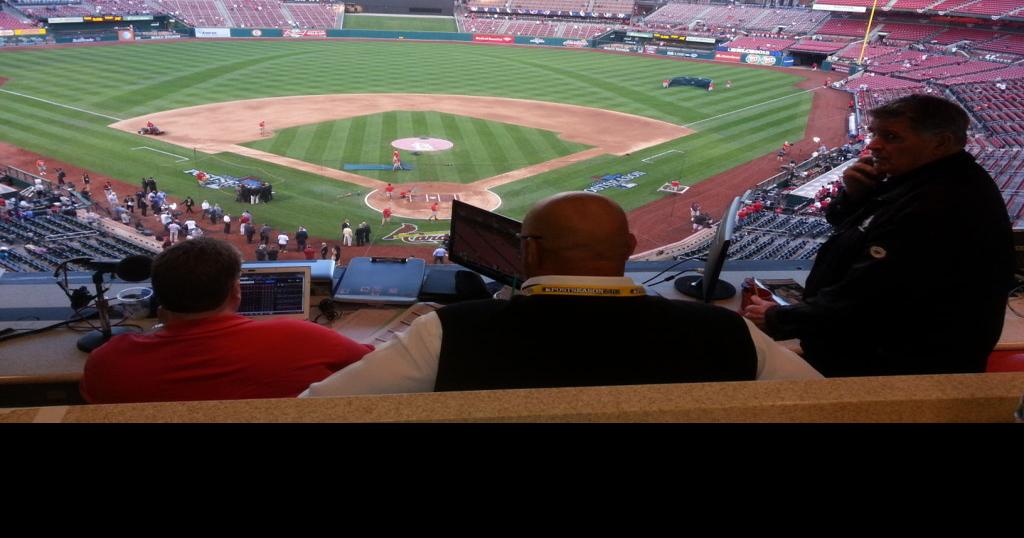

{"left": 237, "top": 265, "right": 311, "bottom": 320}
{"left": 674, "top": 195, "right": 743, "bottom": 302}
{"left": 448, "top": 199, "right": 525, "bottom": 288}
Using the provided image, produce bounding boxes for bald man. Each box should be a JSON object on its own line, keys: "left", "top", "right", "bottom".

{"left": 302, "top": 193, "right": 819, "bottom": 397}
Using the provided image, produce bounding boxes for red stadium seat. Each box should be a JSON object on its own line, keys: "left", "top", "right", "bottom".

{"left": 987, "top": 351, "right": 1024, "bottom": 372}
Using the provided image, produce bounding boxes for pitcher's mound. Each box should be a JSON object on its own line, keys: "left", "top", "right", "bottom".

{"left": 392, "top": 137, "right": 454, "bottom": 152}
{"left": 366, "top": 182, "right": 500, "bottom": 220}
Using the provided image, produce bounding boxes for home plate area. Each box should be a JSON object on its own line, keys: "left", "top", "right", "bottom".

{"left": 366, "top": 182, "right": 501, "bottom": 220}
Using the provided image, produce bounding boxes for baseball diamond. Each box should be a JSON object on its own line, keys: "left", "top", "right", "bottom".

{"left": 0, "top": 39, "right": 823, "bottom": 252}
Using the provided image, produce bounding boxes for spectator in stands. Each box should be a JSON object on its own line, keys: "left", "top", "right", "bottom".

{"left": 302, "top": 192, "right": 820, "bottom": 397}
{"left": 743, "top": 95, "right": 1015, "bottom": 377}
{"left": 80, "top": 238, "right": 373, "bottom": 404}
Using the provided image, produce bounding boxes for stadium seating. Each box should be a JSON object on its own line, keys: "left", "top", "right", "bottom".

{"left": 155, "top": 0, "right": 228, "bottom": 27}
{"left": 976, "top": 34, "right": 1024, "bottom": 56}
{"left": 0, "top": 12, "right": 35, "bottom": 29}
{"left": 283, "top": 3, "right": 337, "bottom": 29}
{"left": 225, "top": 0, "right": 291, "bottom": 29}
{"left": 878, "top": 22, "right": 942, "bottom": 42}
{"left": 889, "top": 0, "right": 944, "bottom": 10}
{"left": 724, "top": 36, "right": 795, "bottom": 52}
{"left": 508, "top": 0, "right": 589, "bottom": 10}
{"left": 949, "top": 0, "right": 1020, "bottom": 17}
{"left": 592, "top": 0, "right": 635, "bottom": 13}
{"left": 788, "top": 38, "right": 848, "bottom": 54}
{"left": 836, "top": 43, "right": 901, "bottom": 62}
{"left": 843, "top": 73, "right": 926, "bottom": 92}
{"left": 928, "top": 26, "right": 999, "bottom": 44}
{"left": 17, "top": 4, "right": 92, "bottom": 18}
{"left": 745, "top": 8, "right": 828, "bottom": 35}
{"left": 815, "top": 17, "right": 870, "bottom": 38}
{"left": 941, "top": 65, "right": 1024, "bottom": 85}
{"left": 88, "top": 0, "right": 157, "bottom": 15}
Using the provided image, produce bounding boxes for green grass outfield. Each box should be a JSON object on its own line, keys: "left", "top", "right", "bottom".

{"left": 342, "top": 14, "right": 458, "bottom": 32}
{"left": 0, "top": 40, "right": 812, "bottom": 242}
{"left": 243, "top": 111, "right": 591, "bottom": 184}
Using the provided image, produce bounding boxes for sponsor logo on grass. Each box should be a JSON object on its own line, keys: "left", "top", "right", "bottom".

{"left": 381, "top": 223, "right": 448, "bottom": 244}
{"left": 184, "top": 169, "right": 262, "bottom": 190}
{"left": 585, "top": 171, "right": 645, "bottom": 193}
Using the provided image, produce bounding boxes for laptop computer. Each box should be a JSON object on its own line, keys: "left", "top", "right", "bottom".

{"left": 237, "top": 265, "right": 312, "bottom": 321}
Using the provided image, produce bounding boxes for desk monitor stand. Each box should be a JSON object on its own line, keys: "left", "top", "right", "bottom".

{"left": 674, "top": 275, "right": 736, "bottom": 302}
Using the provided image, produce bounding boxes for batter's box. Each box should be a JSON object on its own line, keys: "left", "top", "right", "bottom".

{"left": 407, "top": 193, "right": 462, "bottom": 203}
{"left": 658, "top": 183, "right": 690, "bottom": 195}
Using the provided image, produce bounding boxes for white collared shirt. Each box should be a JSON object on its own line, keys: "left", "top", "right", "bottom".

{"left": 301, "top": 276, "right": 821, "bottom": 397}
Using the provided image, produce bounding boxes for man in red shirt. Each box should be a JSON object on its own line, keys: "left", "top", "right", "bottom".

{"left": 429, "top": 201, "right": 439, "bottom": 221}
{"left": 80, "top": 238, "right": 373, "bottom": 403}
{"left": 384, "top": 183, "right": 394, "bottom": 200}
{"left": 382, "top": 206, "right": 392, "bottom": 225}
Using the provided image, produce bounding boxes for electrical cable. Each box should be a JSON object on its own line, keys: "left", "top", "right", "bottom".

{"left": 641, "top": 255, "right": 704, "bottom": 285}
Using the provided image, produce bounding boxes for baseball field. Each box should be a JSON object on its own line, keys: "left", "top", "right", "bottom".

{"left": 0, "top": 39, "right": 815, "bottom": 246}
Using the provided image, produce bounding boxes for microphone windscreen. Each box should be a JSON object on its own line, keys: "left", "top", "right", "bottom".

{"left": 116, "top": 255, "right": 153, "bottom": 282}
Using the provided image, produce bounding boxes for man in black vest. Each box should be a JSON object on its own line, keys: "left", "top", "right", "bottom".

{"left": 302, "top": 192, "right": 819, "bottom": 396}
{"left": 743, "top": 95, "right": 1015, "bottom": 377}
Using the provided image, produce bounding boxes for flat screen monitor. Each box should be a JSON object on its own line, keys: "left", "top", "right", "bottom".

{"left": 332, "top": 256, "right": 426, "bottom": 305}
{"left": 675, "top": 195, "right": 743, "bottom": 302}
{"left": 448, "top": 199, "right": 525, "bottom": 288}
{"left": 237, "top": 265, "right": 311, "bottom": 320}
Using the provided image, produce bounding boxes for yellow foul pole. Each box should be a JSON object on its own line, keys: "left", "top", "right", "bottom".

{"left": 857, "top": 0, "right": 881, "bottom": 66}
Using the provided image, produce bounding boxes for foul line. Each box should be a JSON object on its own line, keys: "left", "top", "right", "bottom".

{"left": 642, "top": 149, "right": 684, "bottom": 164}
{"left": 0, "top": 89, "right": 123, "bottom": 121}
{"left": 682, "top": 87, "right": 818, "bottom": 129}
{"left": 132, "top": 146, "right": 189, "bottom": 162}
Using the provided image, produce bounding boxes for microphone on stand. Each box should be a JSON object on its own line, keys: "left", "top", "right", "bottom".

{"left": 66, "top": 255, "right": 154, "bottom": 352}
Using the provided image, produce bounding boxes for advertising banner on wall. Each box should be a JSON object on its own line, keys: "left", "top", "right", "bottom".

{"left": 14, "top": 28, "right": 46, "bottom": 36}
{"left": 781, "top": 56, "right": 795, "bottom": 67}
{"left": 473, "top": 34, "right": 514, "bottom": 44}
{"left": 283, "top": 29, "right": 326, "bottom": 38}
{"left": 743, "top": 53, "right": 778, "bottom": 66}
{"left": 715, "top": 51, "right": 742, "bottom": 63}
{"left": 195, "top": 28, "right": 230, "bottom": 38}
{"left": 229, "top": 28, "right": 282, "bottom": 38}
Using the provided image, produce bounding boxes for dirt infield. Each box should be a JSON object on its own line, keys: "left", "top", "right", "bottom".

{"left": 110, "top": 93, "right": 692, "bottom": 191}
{"left": 366, "top": 181, "right": 500, "bottom": 219}
{"left": 627, "top": 72, "right": 851, "bottom": 254}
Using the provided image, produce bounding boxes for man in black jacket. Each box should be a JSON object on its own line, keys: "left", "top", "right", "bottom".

{"left": 744, "top": 95, "right": 1014, "bottom": 377}
{"left": 302, "top": 192, "right": 819, "bottom": 397}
